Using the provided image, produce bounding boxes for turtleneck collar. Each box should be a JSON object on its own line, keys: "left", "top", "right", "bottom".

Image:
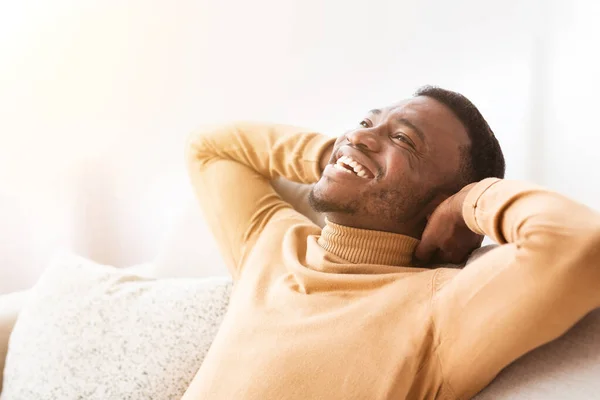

{"left": 317, "top": 219, "right": 420, "bottom": 266}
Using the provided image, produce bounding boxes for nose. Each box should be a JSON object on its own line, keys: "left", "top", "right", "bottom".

{"left": 346, "top": 127, "right": 381, "bottom": 152}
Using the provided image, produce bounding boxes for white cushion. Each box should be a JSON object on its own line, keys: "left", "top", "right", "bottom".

{"left": 1, "top": 254, "right": 232, "bottom": 400}
{"left": 475, "top": 308, "right": 600, "bottom": 399}
{"left": 0, "top": 291, "right": 28, "bottom": 395}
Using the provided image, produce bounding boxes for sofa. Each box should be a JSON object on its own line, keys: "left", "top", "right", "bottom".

{"left": 1, "top": 179, "right": 600, "bottom": 399}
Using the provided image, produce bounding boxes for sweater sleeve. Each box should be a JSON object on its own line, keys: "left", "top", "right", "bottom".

{"left": 185, "top": 122, "right": 334, "bottom": 279}
{"left": 432, "top": 178, "right": 600, "bottom": 399}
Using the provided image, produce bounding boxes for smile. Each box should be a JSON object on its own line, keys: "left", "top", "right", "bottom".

{"left": 333, "top": 155, "right": 373, "bottom": 179}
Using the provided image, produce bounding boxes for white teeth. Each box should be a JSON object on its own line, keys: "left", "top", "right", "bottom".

{"left": 334, "top": 163, "right": 353, "bottom": 174}
{"left": 335, "top": 155, "right": 370, "bottom": 179}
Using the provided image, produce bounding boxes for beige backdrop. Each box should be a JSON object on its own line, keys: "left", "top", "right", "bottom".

{"left": 1, "top": 0, "right": 599, "bottom": 293}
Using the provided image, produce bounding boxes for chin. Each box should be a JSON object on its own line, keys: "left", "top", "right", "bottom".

{"left": 309, "top": 178, "right": 360, "bottom": 214}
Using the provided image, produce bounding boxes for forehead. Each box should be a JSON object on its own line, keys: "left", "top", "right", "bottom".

{"left": 377, "top": 96, "right": 470, "bottom": 147}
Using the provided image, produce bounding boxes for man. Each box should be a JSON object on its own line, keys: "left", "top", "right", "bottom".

{"left": 182, "top": 86, "right": 600, "bottom": 399}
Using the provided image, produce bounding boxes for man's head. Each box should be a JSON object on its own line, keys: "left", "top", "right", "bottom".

{"left": 309, "top": 85, "right": 505, "bottom": 238}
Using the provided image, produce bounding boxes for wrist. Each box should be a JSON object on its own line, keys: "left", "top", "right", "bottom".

{"left": 453, "top": 182, "right": 478, "bottom": 225}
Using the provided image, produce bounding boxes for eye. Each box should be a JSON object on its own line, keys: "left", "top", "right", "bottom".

{"left": 359, "top": 119, "right": 372, "bottom": 128}
{"left": 392, "top": 134, "right": 415, "bottom": 148}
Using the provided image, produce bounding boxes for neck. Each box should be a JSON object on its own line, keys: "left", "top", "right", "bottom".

{"left": 317, "top": 219, "right": 420, "bottom": 266}
{"left": 325, "top": 213, "right": 425, "bottom": 239}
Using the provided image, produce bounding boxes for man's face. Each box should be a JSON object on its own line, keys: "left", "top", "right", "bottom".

{"left": 309, "top": 95, "right": 471, "bottom": 236}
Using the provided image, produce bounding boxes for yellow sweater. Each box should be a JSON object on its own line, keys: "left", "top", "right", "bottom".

{"left": 182, "top": 122, "right": 600, "bottom": 400}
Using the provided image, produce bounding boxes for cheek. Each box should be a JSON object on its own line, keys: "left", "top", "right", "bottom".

{"left": 427, "top": 144, "right": 464, "bottom": 183}
{"left": 423, "top": 158, "right": 453, "bottom": 188}
{"left": 384, "top": 151, "right": 418, "bottom": 182}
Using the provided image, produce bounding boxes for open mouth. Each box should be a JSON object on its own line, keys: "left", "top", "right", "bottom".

{"left": 333, "top": 155, "right": 374, "bottom": 179}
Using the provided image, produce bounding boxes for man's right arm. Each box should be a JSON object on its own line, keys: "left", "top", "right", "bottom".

{"left": 185, "top": 122, "right": 334, "bottom": 279}
{"left": 431, "top": 179, "right": 600, "bottom": 399}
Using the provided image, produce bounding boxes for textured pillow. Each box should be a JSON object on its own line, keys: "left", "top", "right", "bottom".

{"left": 1, "top": 254, "right": 232, "bottom": 400}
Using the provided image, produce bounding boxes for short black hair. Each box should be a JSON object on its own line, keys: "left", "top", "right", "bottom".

{"left": 414, "top": 85, "right": 505, "bottom": 186}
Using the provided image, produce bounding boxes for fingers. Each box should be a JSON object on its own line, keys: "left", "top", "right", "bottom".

{"left": 415, "top": 239, "right": 476, "bottom": 266}
{"left": 438, "top": 238, "right": 483, "bottom": 265}
{"left": 414, "top": 237, "right": 437, "bottom": 265}
{"left": 446, "top": 249, "right": 467, "bottom": 265}
{"left": 414, "top": 216, "right": 444, "bottom": 265}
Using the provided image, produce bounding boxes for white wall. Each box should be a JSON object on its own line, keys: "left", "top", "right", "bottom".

{"left": 535, "top": 0, "right": 600, "bottom": 205}
{"left": 0, "top": 0, "right": 598, "bottom": 293}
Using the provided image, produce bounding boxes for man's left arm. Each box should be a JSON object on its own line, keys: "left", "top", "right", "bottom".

{"left": 186, "top": 122, "right": 333, "bottom": 278}
{"left": 431, "top": 179, "right": 600, "bottom": 399}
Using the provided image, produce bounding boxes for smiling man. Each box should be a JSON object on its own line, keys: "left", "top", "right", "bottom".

{"left": 183, "top": 86, "right": 600, "bottom": 399}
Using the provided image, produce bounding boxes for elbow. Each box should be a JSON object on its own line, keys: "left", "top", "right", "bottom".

{"left": 185, "top": 128, "right": 213, "bottom": 160}
{"left": 560, "top": 219, "right": 600, "bottom": 268}
{"left": 184, "top": 125, "right": 228, "bottom": 168}
{"left": 574, "top": 212, "right": 600, "bottom": 251}
{"left": 185, "top": 123, "right": 243, "bottom": 165}
{"left": 582, "top": 222, "right": 600, "bottom": 258}
{"left": 521, "top": 213, "right": 600, "bottom": 269}
{"left": 185, "top": 130, "right": 204, "bottom": 167}
{"left": 562, "top": 222, "right": 600, "bottom": 296}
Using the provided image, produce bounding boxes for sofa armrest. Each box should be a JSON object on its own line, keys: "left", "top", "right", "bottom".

{"left": 0, "top": 290, "right": 30, "bottom": 394}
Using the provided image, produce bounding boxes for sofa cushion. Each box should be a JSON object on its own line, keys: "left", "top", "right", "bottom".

{"left": 1, "top": 254, "right": 232, "bottom": 400}
{"left": 474, "top": 307, "right": 600, "bottom": 399}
